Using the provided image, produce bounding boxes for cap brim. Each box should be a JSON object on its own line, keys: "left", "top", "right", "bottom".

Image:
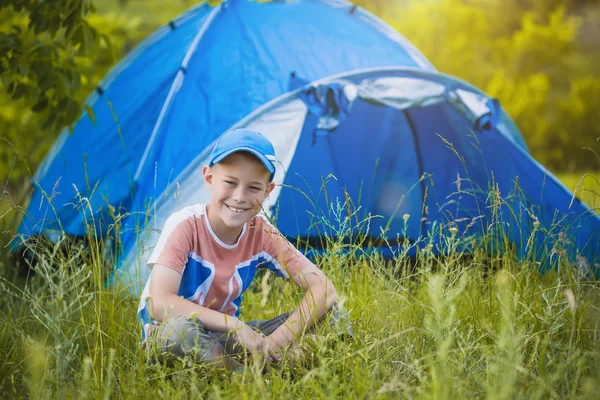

{"left": 211, "top": 146, "right": 276, "bottom": 175}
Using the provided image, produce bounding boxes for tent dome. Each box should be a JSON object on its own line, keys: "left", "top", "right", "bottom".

{"left": 118, "top": 67, "right": 598, "bottom": 284}
{"left": 18, "top": 0, "right": 437, "bottom": 242}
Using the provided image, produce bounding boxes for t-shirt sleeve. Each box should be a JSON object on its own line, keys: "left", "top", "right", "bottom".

{"left": 260, "top": 219, "right": 311, "bottom": 278}
{"left": 146, "top": 213, "right": 195, "bottom": 274}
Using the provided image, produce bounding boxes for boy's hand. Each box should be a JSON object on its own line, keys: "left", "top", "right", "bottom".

{"left": 265, "top": 336, "right": 283, "bottom": 363}
{"left": 266, "top": 331, "right": 292, "bottom": 353}
{"left": 233, "top": 324, "right": 281, "bottom": 364}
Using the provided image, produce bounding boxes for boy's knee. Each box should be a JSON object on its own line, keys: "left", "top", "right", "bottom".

{"left": 151, "top": 316, "right": 217, "bottom": 362}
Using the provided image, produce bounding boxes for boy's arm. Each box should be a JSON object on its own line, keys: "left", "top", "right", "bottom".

{"left": 148, "top": 264, "right": 242, "bottom": 332}
{"left": 267, "top": 263, "right": 337, "bottom": 350}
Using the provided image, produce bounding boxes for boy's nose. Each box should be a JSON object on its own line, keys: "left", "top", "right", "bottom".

{"left": 232, "top": 188, "right": 247, "bottom": 203}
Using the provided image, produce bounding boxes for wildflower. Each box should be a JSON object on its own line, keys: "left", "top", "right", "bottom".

{"left": 533, "top": 220, "right": 540, "bottom": 228}
{"left": 403, "top": 213, "right": 410, "bottom": 223}
{"left": 449, "top": 226, "right": 458, "bottom": 235}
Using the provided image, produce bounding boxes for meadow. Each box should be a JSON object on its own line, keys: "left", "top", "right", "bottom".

{"left": 2, "top": 0, "right": 599, "bottom": 397}
{"left": 0, "top": 172, "right": 599, "bottom": 399}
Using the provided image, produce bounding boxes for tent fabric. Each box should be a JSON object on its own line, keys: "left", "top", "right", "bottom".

{"left": 15, "top": 0, "right": 599, "bottom": 289}
{"left": 116, "top": 68, "right": 600, "bottom": 286}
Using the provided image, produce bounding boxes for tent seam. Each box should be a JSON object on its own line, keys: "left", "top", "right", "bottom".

{"left": 133, "top": 4, "right": 223, "bottom": 182}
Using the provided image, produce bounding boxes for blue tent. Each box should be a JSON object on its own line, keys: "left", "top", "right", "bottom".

{"left": 16, "top": 0, "right": 600, "bottom": 286}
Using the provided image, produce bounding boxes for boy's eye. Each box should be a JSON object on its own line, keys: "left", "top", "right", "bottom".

{"left": 249, "top": 186, "right": 261, "bottom": 191}
{"left": 224, "top": 180, "right": 236, "bottom": 186}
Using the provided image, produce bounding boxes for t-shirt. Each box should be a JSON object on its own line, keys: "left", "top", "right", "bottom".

{"left": 137, "top": 203, "right": 310, "bottom": 342}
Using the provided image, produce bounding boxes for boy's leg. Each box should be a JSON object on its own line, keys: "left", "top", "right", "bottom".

{"left": 248, "top": 303, "right": 353, "bottom": 339}
{"left": 244, "top": 304, "right": 352, "bottom": 368}
{"left": 211, "top": 305, "right": 353, "bottom": 365}
{"left": 246, "top": 311, "right": 293, "bottom": 336}
{"left": 148, "top": 316, "right": 242, "bottom": 370}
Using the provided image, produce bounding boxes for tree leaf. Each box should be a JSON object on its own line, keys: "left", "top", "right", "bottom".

{"left": 32, "top": 97, "right": 49, "bottom": 113}
{"left": 12, "top": 83, "right": 26, "bottom": 100}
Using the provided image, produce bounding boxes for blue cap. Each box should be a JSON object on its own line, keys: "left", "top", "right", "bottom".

{"left": 209, "top": 129, "right": 276, "bottom": 179}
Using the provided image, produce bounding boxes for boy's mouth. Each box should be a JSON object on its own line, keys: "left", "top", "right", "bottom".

{"left": 224, "top": 203, "right": 251, "bottom": 214}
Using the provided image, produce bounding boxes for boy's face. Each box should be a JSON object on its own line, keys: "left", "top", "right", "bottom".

{"left": 202, "top": 152, "right": 275, "bottom": 238}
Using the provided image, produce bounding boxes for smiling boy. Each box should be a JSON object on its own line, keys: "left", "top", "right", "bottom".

{"left": 137, "top": 128, "right": 349, "bottom": 371}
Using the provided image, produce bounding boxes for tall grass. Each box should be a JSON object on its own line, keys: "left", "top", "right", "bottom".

{"left": 556, "top": 171, "right": 600, "bottom": 211}
{"left": 1, "top": 177, "right": 599, "bottom": 399}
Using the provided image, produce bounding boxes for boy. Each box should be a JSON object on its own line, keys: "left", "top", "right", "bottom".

{"left": 137, "top": 128, "right": 349, "bottom": 371}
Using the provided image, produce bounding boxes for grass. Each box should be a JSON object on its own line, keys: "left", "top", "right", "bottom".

{"left": 555, "top": 171, "right": 600, "bottom": 211}
{"left": 1, "top": 173, "right": 599, "bottom": 399}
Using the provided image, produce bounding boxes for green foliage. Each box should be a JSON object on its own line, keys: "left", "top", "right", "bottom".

{"left": 0, "top": 1, "right": 101, "bottom": 134}
{"left": 555, "top": 77, "right": 600, "bottom": 169}
{"left": 0, "top": 0, "right": 191, "bottom": 191}
{"left": 0, "top": 168, "right": 599, "bottom": 395}
{"left": 1, "top": 201, "right": 599, "bottom": 398}
{"left": 1, "top": 163, "right": 599, "bottom": 397}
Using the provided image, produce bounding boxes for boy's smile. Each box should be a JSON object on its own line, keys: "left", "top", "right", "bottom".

{"left": 221, "top": 200, "right": 253, "bottom": 221}
{"left": 203, "top": 152, "right": 275, "bottom": 245}
{"left": 224, "top": 204, "right": 251, "bottom": 213}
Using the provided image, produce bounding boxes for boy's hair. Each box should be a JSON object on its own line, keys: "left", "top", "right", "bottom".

{"left": 209, "top": 129, "right": 276, "bottom": 181}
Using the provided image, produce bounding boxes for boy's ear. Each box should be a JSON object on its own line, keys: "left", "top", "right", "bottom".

{"left": 265, "top": 181, "right": 276, "bottom": 196}
{"left": 202, "top": 165, "right": 213, "bottom": 188}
